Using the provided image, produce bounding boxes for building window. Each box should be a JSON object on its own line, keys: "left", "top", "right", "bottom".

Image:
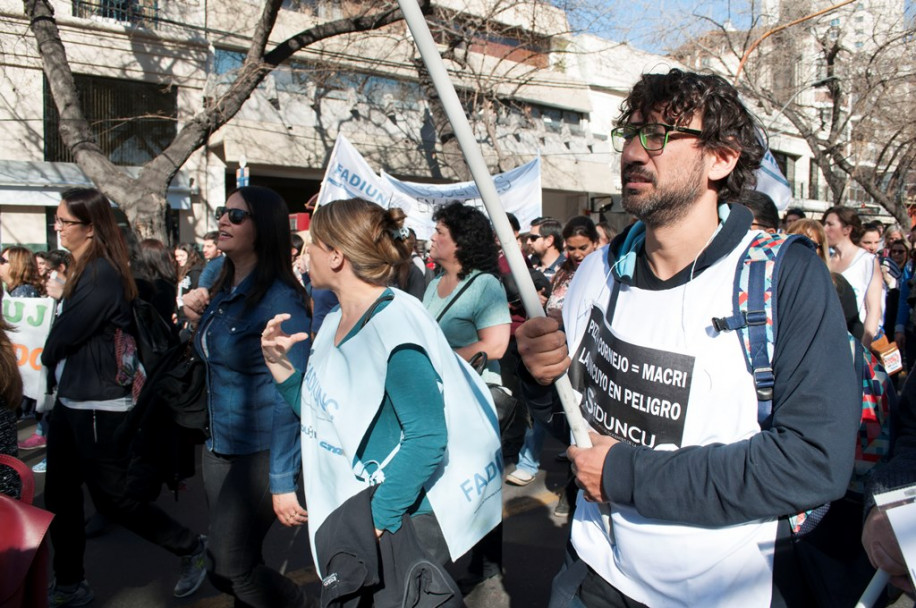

{"left": 431, "top": 9, "right": 550, "bottom": 68}
{"left": 771, "top": 151, "right": 797, "bottom": 195}
{"left": 44, "top": 74, "right": 177, "bottom": 166}
{"left": 72, "top": 0, "right": 159, "bottom": 27}
{"left": 282, "top": 0, "right": 343, "bottom": 19}
{"left": 809, "top": 161, "right": 820, "bottom": 200}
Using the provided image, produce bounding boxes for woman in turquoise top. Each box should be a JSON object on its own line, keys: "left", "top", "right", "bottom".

{"left": 422, "top": 201, "right": 511, "bottom": 591}
{"left": 261, "top": 198, "right": 452, "bottom": 557}
{"left": 423, "top": 202, "right": 511, "bottom": 377}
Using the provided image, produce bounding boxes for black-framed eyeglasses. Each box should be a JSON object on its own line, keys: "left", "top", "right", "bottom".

{"left": 215, "top": 206, "right": 252, "bottom": 225}
{"left": 54, "top": 216, "right": 87, "bottom": 227}
{"left": 611, "top": 123, "right": 703, "bottom": 153}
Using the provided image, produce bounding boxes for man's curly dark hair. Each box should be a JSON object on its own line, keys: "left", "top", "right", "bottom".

{"left": 617, "top": 69, "right": 765, "bottom": 201}
{"left": 433, "top": 202, "right": 500, "bottom": 280}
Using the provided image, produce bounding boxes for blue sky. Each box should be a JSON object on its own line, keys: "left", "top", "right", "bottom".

{"left": 567, "top": 0, "right": 914, "bottom": 54}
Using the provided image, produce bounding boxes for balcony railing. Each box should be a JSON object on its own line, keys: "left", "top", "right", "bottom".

{"left": 72, "top": 0, "right": 159, "bottom": 28}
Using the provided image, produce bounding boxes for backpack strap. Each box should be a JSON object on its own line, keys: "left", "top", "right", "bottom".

{"left": 711, "top": 233, "right": 808, "bottom": 426}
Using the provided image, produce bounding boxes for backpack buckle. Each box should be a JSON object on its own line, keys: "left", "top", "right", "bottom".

{"left": 753, "top": 366, "right": 774, "bottom": 401}
{"left": 745, "top": 310, "right": 767, "bottom": 326}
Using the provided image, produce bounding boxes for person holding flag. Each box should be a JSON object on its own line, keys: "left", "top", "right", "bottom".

{"left": 516, "top": 69, "right": 860, "bottom": 607}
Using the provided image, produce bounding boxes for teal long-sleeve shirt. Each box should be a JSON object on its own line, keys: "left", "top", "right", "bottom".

{"left": 276, "top": 291, "right": 447, "bottom": 533}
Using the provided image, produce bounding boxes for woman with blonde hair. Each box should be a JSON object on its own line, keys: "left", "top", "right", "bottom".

{"left": 787, "top": 218, "right": 862, "bottom": 340}
{"left": 261, "top": 197, "right": 500, "bottom": 603}
{"left": 0, "top": 246, "right": 43, "bottom": 297}
{"left": 786, "top": 219, "right": 829, "bottom": 265}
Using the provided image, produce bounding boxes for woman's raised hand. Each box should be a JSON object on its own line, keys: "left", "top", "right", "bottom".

{"left": 260, "top": 313, "right": 309, "bottom": 383}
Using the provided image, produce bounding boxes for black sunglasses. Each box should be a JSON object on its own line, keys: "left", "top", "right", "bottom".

{"left": 215, "top": 206, "right": 252, "bottom": 225}
{"left": 0, "top": 256, "right": 6, "bottom": 265}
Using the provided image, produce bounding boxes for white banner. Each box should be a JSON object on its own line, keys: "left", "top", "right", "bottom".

{"left": 2, "top": 297, "right": 55, "bottom": 401}
{"left": 316, "top": 134, "right": 542, "bottom": 239}
{"left": 381, "top": 158, "right": 542, "bottom": 239}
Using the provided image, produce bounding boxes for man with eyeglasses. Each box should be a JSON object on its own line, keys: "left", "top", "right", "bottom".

{"left": 516, "top": 69, "right": 859, "bottom": 606}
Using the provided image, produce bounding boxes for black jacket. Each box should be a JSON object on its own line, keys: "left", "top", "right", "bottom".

{"left": 42, "top": 258, "right": 134, "bottom": 402}
{"left": 316, "top": 487, "right": 462, "bottom": 608}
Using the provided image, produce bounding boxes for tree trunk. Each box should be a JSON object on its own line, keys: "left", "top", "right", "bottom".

{"left": 413, "top": 57, "right": 472, "bottom": 182}
{"left": 26, "top": 0, "right": 407, "bottom": 240}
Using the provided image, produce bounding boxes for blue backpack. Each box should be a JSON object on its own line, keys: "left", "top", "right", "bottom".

{"left": 713, "top": 232, "right": 895, "bottom": 533}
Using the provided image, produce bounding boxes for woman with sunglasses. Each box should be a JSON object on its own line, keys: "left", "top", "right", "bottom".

{"left": 260, "top": 198, "right": 499, "bottom": 604}
{"left": 787, "top": 219, "right": 863, "bottom": 341}
{"left": 0, "top": 246, "right": 43, "bottom": 297}
{"left": 182, "top": 187, "right": 312, "bottom": 608}
{"left": 886, "top": 239, "right": 915, "bottom": 363}
{"left": 41, "top": 188, "right": 206, "bottom": 606}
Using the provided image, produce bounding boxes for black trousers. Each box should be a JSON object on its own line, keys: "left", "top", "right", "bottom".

{"left": 45, "top": 404, "right": 198, "bottom": 585}
{"left": 202, "top": 448, "right": 306, "bottom": 608}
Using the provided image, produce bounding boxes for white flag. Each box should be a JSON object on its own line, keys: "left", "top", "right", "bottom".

{"left": 756, "top": 148, "right": 793, "bottom": 211}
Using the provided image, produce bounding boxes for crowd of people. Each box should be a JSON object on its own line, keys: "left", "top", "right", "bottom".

{"left": 2, "top": 67, "right": 916, "bottom": 608}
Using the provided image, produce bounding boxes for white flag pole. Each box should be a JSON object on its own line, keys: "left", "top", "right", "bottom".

{"left": 397, "top": 0, "right": 593, "bottom": 450}
{"left": 854, "top": 570, "right": 890, "bottom": 608}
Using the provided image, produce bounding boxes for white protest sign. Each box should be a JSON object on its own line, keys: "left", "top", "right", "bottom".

{"left": 874, "top": 483, "right": 916, "bottom": 586}
{"left": 315, "top": 135, "right": 407, "bottom": 210}
{"left": 2, "top": 297, "right": 55, "bottom": 400}
{"left": 315, "top": 134, "right": 542, "bottom": 239}
{"left": 381, "top": 157, "right": 542, "bottom": 239}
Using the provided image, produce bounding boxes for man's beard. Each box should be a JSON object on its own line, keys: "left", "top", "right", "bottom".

{"left": 621, "top": 155, "right": 706, "bottom": 228}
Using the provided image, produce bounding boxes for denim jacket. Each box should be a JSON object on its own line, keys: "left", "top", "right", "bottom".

{"left": 194, "top": 274, "right": 310, "bottom": 494}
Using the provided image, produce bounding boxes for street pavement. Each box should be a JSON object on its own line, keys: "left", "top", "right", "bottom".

{"left": 16, "top": 417, "right": 916, "bottom": 608}
{"left": 16, "top": 418, "right": 573, "bottom": 608}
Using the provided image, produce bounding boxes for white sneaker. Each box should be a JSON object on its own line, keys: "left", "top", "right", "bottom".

{"left": 506, "top": 468, "right": 536, "bottom": 486}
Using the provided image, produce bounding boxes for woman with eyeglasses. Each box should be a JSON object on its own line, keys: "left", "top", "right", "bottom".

{"left": 41, "top": 188, "right": 206, "bottom": 606}
{"left": 823, "top": 206, "right": 884, "bottom": 345}
{"left": 0, "top": 246, "right": 43, "bottom": 297}
{"left": 886, "top": 239, "right": 914, "bottom": 361}
{"left": 182, "top": 187, "right": 312, "bottom": 607}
